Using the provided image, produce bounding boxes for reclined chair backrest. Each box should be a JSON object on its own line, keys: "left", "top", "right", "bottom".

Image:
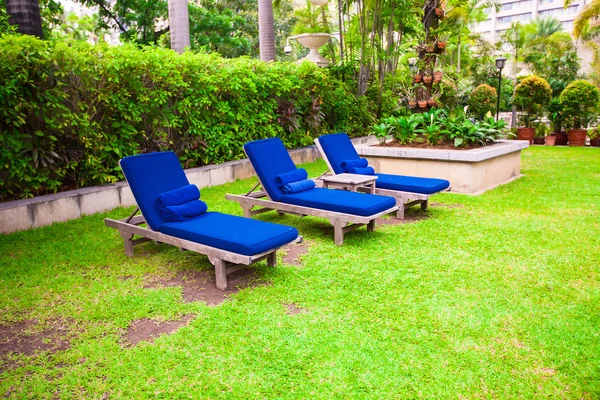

{"left": 317, "top": 133, "right": 362, "bottom": 175}
{"left": 244, "top": 137, "right": 298, "bottom": 202}
{"left": 120, "top": 152, "right": 189, "bottom": 231}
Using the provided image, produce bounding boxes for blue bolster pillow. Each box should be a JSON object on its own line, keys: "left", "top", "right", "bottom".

{"left": 275, "top": 168, "right": 308, "bottom": 187}
{"left": 282, "top": 179, "right": 316, "bottom": 194}
{"left": 350, "top": 166, "right": 375, "bottom": 175}
{"left": 340, "top": 158, "right": 369, "bottom": 172}
{"left": 156, "top": 184, "right": 200, "bottom": 211}
{"left": 163, "top": 200, "right": 208, "bottom": 222}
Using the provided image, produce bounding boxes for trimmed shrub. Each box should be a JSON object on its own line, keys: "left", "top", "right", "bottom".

{"left": 513, "top": 75, "right": 552, "bottom": 128}
{"left": 559, "top": 80, "right": 600, "bottom": 129}
{"left": 0, "top": 35, "right": 373, "bottom": 201}
{"left": 467, "top": 84, "right": 497, "bottom": 119}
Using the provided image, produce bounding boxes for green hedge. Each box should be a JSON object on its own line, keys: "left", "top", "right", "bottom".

{"left": 0, "top": 35, "right": 374, "bottom": 201}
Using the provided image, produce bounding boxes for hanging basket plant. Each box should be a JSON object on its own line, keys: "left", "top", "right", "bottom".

{"left": 425, "top": 43, "right": 435, "bottom": 53}
{"left": 408, "top": 99, "right": 418, "bottom": 108}
{"left": 435, "top": 7, "right": 445, "bottom": 18}
{"left": 423, "top": 74, "right": 433, "bottom": 84}
{"left": 433, "top": 71, "right": 443, "bottom": 83}
{"left": 413, "top": 74, "right": 422, "bottom": 83}
{"left": 418, "top": 100, "right": 428, "bottom": 108}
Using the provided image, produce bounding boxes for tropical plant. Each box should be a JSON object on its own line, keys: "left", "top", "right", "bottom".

{"left": 467, "top": 84, "right": 497, "bottom": 120}
{"left": 512, "top": 75, "right": 552, "bottom": 128}
{"left": 559, "top": 80, "right": 600, "bottom": 129}
{"left": 292, "top": 1, "right": 330, "bottom": 34}
{"left": 390, "top": 115, "right": 421, "bottom": 145}
{"left": 547, "top": 98, "right": 565, "bottom": 133}
{"left": 372, "top": 122, "right": 392, "bottom": 145}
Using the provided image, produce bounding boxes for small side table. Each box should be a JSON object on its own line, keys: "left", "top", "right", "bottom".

{"left": 321, "top": 173, "right": 378, "bottom": 194}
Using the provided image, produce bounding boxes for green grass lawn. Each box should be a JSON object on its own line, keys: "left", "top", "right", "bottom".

{"left": 1, "top": 146, "right": 599, "bottom": 398}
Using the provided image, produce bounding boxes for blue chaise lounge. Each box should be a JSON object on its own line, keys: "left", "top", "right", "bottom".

{"left": 225, "top": 137, "right": 398, "bottom": 245}
{"left": 104, "top": 151, "right": 299, "bottom": 290}
{"left": 315, "top": 133, "right": 450, "bottom": 219}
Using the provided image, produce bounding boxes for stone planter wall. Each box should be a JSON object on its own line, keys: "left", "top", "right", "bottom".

{"left": 356, "top": 140, "right": 529, "bottom": 194}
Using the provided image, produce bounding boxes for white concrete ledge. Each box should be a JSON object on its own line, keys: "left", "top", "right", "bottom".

{"left": 356, "top": 140, "right": 530, "bottom": 162}
{"left": 0, "top": 136, "right": 373, "bottom": 234}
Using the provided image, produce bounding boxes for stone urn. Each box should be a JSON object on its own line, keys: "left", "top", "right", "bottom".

{"left": 296, "top": 33, "right": 331, "bottom": 67}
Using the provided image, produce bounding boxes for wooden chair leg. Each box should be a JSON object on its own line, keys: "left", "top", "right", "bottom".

{"left": 421, "top": 200, "right": 429, "bottom": 211}
{"left": 119, "top": 230, "right": 134, "bottom": 257}
{"left": 396, "top": 203, "right": 405, "bottom": 220}
{"left": 267, "top": 251, "right": 277, "bottom": 267}
{"left": 210, "top": 258, "right": 228, "bottom": 290}
{"left": 367, "top": 219, "right": 375, "bottom": 232}
{"left": 333, "top": 219, "right": 344, "bottom": 246}
{"left": 242, "top": 204, "right": 253, "bottom": 218}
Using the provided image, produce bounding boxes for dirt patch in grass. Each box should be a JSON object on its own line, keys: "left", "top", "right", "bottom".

{"left": 285, "top": 303, "right": 307, "bottom": 315}
{"left": 284, "top": 242, "right": 310, "bottom": 266}
{"left": 124, "top": 314, "right": 195, "bottom": 346}
{"left": 144, "top": 268, "right": 262, "bottom": 306}
{"left": 430, "top": 202, "right": 464, "bottom": 209}
{"left": 0, "top": 320, "right": 73, "bottom": 359}
{"left": 377, "top": 212, "right": 429, "bottom": 225}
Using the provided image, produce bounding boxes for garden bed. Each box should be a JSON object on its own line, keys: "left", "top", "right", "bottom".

{"left": 357, "top": 139, "right": 529, "bottom": 194}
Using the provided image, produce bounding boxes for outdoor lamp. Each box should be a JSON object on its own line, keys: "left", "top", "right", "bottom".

{"left": 495, "top": 57, "right": 507, "bottom": 121}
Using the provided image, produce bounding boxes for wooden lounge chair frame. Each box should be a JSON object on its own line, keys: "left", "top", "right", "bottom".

{"left": 105, "top": 208, "right": 300, "bottom": 291}
{"left": 314, "top": 138, "right": 435, "bottom": 220}
{"left": 226, "top": 150, "right": 398, "bottom": 246}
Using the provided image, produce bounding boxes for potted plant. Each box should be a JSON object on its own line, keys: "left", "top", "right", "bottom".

{"left": 433, "top": 70, "right": 443, "bottom": 83}
{"left": 559, "top": 80, "right": 600, "bottom": 146}
{"left": 408, "top": 98, "right": 417, "bottom": 108}
{"left": 292, "top": 2, "right": 332, "bottom": 66}
{"left": 425, "top": 42, "right": 435, "bottom": 53}
{"left": 589, "top": 127, "right": 600, "bottom": 146}
{"left": 547, "top": 98, "right": 567, "bottom": 145}
{"left": 533, "top": 121, "right": 550, "bottom": 145}
{"left": 513, "top": 76, "right": 552, "bottom": 144}
{"left": 423, "top": 70, "right": 433, "bottom": 84}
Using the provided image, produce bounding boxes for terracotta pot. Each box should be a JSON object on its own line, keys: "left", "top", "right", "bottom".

{"left": 427, "top": 99, "right": 437, "bottom": 107}
{"left": 567, "top": 129, "right": 587, "bottom": 146}
{"left": 545, "top": 135, "right": 556, "bottom": 146}
{"left": 516, "top": 127, "right": 535, "bottom": 144}
{"left": 418, "top": 100, "right": 428, "bottom": 108}
{"left": 437, "top": 41, "right": 447, "bottom": 49}
{"left": 553, "top": 132, "right": 568, "bottom": 145}
{"left": 590, "top": 138, "right": 600, "bottom": 147}
{"left": 435, "top": 7, "right": 444, "bottom": 16}
{"left": 433, "top": 78, "right": 441, "bottom": 84}
{"left": 413, "top": 75, "right": 422, "bottom": 83}
{"left": 408, "top": 100, "right": 417, "bottom": 108}
{"left": 533, "top": 137, "right": 545, "bottom": 145}
{"left": 423, "top": 75, "right": 432, "bottom": 84}
{"left": 433, "top": 71, "right": 443, "bottom": 81}
{"left": 425, "top": 44, "right": 435, "bottom": 52}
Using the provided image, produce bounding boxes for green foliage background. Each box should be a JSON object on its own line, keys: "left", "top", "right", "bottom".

{"left": 0, "top": 35, "right": 373, "bottom": 201}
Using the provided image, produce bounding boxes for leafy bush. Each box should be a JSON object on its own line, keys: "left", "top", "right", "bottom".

{"left": 467, "top": 84, "right": 497, "bottom": 120}
{"left": 377, "top": 107, "right": 505, "bottom": 148}
{"left": 559, "top": 80, "right": 600, "bottom": 129}
{"left": 0, "top": 35, "right": 372, "bottom": 201}
{"left": 513, "top": 75, "right": 552, "bottom": 128}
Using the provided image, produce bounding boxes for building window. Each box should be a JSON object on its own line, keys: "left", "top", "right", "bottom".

{"left": 538, "top": 5, "right": 578, "bottom": 17}
{"left": 497, "top": 13, "right": 532, "bottom": 24}
{"left": 562, "top": 20, "right": 574, "bottom": 29}
{"left": 539, "top": 0, "right": 555, "bottom": 5}
{"left": 501, "top": 0, "right": 533, "bottom": 11}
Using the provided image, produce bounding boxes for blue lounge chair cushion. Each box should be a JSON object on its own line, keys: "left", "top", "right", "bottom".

{"left": 163, "top": 200, "right": 208, "bottom": 222}
{"left": 340, "top": 158, "right": 368, "bottom": 172}
{"left": 282, "top": 179, "right": 315, "bottom": 194}
{"left": 375, "top": 173, "right": 450, "bottom": 194}
{"left": 318, "top": 133, "right": 362, "bottom": 174}
{"left": 276, "top": 169, "right": 308, "bottom": 187}
{"left": 156, "top": 184, "right": 201, "bottom": 211}
{"left": 281, "top": 188, "right": 396, "bottom": 217}
{"left": 160, "top": 212, "right": 298, "bottom": 256}
{"left": 121, "top": 152, "right": 190, "bottom": 231}
{"left": 244, "top": 138, "right": 303, "bottom": 202}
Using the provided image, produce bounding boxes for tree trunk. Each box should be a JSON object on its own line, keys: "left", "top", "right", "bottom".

{"left": 257, "top": 0, "right": 276, "bottom": 62}
{"left": 168, "top": 0, "right": 190, "bottom": 53}
{"left": 457, "top": 35, "right": 461, "bottom": 73}
{"left": 5, "top": 0, "right": 44, "bottom": 38}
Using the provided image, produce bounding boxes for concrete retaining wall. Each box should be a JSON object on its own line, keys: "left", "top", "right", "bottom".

{"left": 0, "top": 137, "right": 372, "bottom": 234}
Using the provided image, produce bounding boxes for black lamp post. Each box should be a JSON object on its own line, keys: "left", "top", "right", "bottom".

{"left": 495, "top": 57, "right": 507, "bottom": 121}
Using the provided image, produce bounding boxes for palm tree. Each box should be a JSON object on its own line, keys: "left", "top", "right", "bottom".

{"left": 568, "top": 0, "right": 600, "bottom": 39}
{"left": 167, "top": 0, "right": 191, "bottom": 53}
{"left": 258, "top": 0, "right": 276, "bottom": 61}
{"left": 5, "top": 0, "right": 43, "bottom": 38}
